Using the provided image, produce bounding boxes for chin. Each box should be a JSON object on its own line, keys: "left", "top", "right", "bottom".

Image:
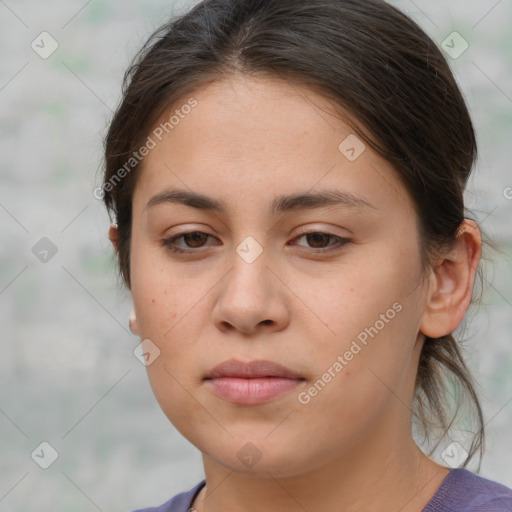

{"left": 190, "top": 430, "right": 322, "bottom": 479}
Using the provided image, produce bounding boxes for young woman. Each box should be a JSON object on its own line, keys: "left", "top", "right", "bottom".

{"left": 102, "top": 0, "right": 512, "bottom": 510}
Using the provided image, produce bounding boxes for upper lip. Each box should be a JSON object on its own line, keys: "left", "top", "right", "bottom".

{"left": 205, "top": 359, "right": 304, "bottom": 379}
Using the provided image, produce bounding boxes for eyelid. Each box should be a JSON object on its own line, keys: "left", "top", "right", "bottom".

{"left": 293, "top": 223, "right": 351, "bottom": 238}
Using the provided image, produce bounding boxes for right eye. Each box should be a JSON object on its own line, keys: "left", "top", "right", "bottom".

{"left": 161, "top": 231, "right": 220, "bottom": 254}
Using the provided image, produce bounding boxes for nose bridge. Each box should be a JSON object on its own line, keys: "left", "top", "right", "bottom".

{"left": 212, "top": 234, "right": 289, "bottom": 333}
{"left": 227, "top": 235, "right": 272, "bottom": 301}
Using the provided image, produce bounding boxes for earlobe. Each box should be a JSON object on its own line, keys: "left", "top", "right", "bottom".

{"left": 108, "top": 223, "right": 119, "bottom": 253}
{"left": 129, "top": 310, "right": 140, "bottom": 335}
{"left": 420, "top": 220, "right": 482, "bottom": 339}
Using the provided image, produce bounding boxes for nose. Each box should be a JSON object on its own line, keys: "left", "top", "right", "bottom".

{"left": 211, "top": 245, "right": 290, "bottom": 335}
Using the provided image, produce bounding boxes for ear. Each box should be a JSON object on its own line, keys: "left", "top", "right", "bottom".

{"left": 129, "top": 309, "right": 140, "bottom": 335}
{"left": 420, "top": 220, "right": 482, "bottom": 339}
{"left": 108, "top": 223, "right": 119, "bottom": 253}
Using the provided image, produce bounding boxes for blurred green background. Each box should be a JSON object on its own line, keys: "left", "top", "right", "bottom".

{"left": 0, "top": 0, "right": 511, "bottom": 510}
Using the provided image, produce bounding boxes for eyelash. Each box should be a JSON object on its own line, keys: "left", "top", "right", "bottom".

{"left": 161, "top": 231, "right": 351, "bottom": 255}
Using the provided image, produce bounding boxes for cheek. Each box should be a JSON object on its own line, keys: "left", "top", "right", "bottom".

{"left": 294, "top": 244, "right": 424, "bottom": 389}
{"left": 130, "top": 242, "right": 199, "bottom": 337}
{"left": 297, "top": 247, "right": 417, "bottom": 338}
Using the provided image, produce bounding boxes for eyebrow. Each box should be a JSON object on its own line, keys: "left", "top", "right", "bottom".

{"left": 144, "top": 188, "right": 376, "bottom": 215}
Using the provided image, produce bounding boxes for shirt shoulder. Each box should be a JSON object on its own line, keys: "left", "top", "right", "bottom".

{"left": 130, "top": 480, "right": 206, "bottom": 512}
{"left": 423, "top": 468, "right": 512, "bottom": 512}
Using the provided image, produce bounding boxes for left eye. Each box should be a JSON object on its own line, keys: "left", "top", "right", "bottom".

{"left": 291, "top": 232, "right": 350, "bottom": 252}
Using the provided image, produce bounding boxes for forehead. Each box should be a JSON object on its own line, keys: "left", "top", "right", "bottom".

{"left": 133, "top": 75, "right": 413, "bottom": 218}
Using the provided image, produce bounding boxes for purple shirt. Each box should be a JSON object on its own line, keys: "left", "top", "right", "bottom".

{"left": 131, "top": 468, "right": 512, "bottom": 511}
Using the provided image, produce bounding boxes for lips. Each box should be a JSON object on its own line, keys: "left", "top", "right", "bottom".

{"left": 205, "top": 359, "right": 304, "bottom": 380}
{"left": 204, "top": 359, "right": 305, "bottom": 405}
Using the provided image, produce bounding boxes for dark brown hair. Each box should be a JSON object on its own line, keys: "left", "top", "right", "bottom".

{"left": 102, "top": 0, "right": 484, "bottom": 466}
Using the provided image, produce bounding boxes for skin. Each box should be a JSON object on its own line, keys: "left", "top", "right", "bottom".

{"left": 109, "top": 74, "right": 481, "bottom": 512}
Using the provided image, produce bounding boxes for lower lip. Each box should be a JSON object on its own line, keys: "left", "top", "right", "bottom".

{"left": 205, "top": 377, "right": 304, "bottom": 405}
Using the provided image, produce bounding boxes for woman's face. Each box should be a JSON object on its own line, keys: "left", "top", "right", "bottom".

{"left": 128, "top": 75, "right": 431, "bottom": 477}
